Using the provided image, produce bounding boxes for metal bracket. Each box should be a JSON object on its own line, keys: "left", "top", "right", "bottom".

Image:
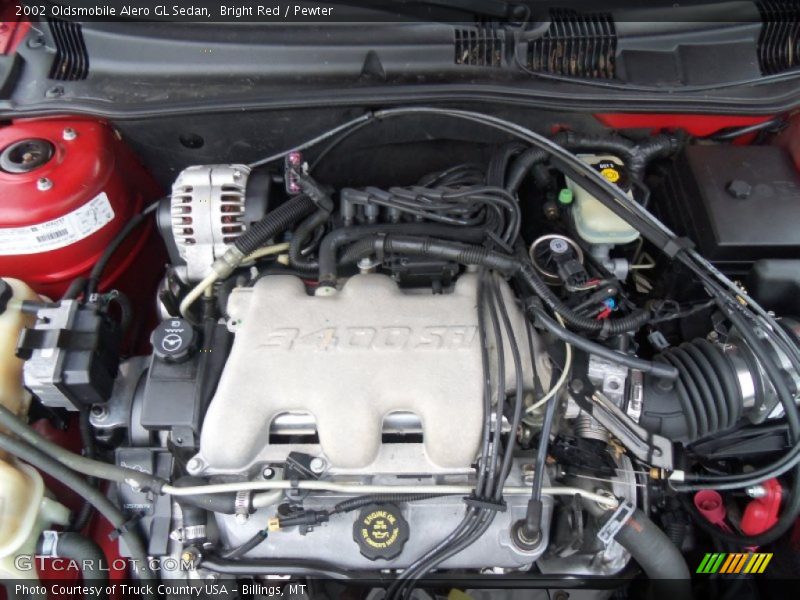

{"left": 597, "top": 500, "right": 635, "bottom": 545}
{"left": 590, "top": 391, "right": 674, "bottom": 470}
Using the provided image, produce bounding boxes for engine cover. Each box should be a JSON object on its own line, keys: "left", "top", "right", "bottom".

{"left": 194, "top": 273, "right": 538, "bottom": 475}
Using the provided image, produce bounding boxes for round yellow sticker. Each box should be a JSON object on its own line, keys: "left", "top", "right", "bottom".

{"left": 600, "top": 167, "right": 620, "bottom": 183}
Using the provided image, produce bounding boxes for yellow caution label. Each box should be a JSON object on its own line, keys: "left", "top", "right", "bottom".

{"left": 600, "top": 167, "right": 621, "bottom": 183}
{"left": 360, "top": 509, "right": 400, "bottom": 549}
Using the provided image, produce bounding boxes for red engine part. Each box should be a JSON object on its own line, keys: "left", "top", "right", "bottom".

{"left": 694, "top": 490, "right": 733, "bottom": 533}
{"left": 741, "top": 478, "right": 783, "bottom": 536}
{"left": 0, "top": 119, "right": 163, "bottom": 299}
{"left": 594, "top": 113, "right": 774, "bottom": 143}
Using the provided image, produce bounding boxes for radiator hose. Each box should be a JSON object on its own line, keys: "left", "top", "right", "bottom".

{"left": 505, "top": 131, "right": 682, "bottom": 193}
{"left": 603, "top": 508, "right": 692, "bottom": 600}
{"left": 37, "top": 532, "right": 109, "bottom": 596}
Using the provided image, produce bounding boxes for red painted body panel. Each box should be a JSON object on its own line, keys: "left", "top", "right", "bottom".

{"left": 594, "top": 113, "right": 773, "bottom": 138}
{"left": 0, "top": 119, "right": 164, "bottom": 299}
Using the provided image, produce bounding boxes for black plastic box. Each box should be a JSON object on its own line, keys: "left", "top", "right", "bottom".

{"left": 655, "top": 145, "right": 800, "bottom": 264}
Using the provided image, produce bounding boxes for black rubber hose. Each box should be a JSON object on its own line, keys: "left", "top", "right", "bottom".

{"left": 317, "top": 224, "right": 487, "bottom": 283}
{"left": 332, "top": 493, "right": 446, "bottom": 514}
{"left": 487, "top": 141, "right": 527, "bottom": 187}
{"left": 233, "top": 194, "right": 316, "bottom": 257}
{"left": 0, "top": 405, "right": 164, "bottom": 492}
{"left": 505, "top": 131, "right": 681, "bottom": 193}
{"left": 626, "top": 134, "right": 683, "bottom": 181}
{"left": 220, "top": 530, "right": 268, "bottom": 559}
{"left": 530, "top": 308, "right": 678, "bottom": 379}
{"left": 331, "top": 233, "right": 663, "bottom": 341}
{"left": 287, "top": 207, "right": 330, "bottom": 273}
{"left": 173, "top": 476, "right": 244, "bottom": 514}
{"left": 86, "top": 200, "right": 161, "bottom": 295}
{"left": 607, "top": 508, "right": 691, "bottom": 600}
{"left": 62, "top": 277, "right": 88, "bottom": 301}
{"left": 505, "top": 147, "right": 549, "bottom": 193}
{"left": 200, "top": 557, "right": 354, "bottom": 579}
{"left": 68, "top": 407, "right": 98, "bottom": 533}
{"left": 0, "top": 434, "right": 156, "bottom": 591}
{"left": 37, "top": 532, "right": 109, "bottom": 595}
{"left": 706, "top": 117, "right": 786, "bottom": 141}
{"left": 517, "top": 262, "right": 653, "bottom": 335}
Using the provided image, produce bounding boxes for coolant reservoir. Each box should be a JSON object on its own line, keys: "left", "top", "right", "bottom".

{"left": 0, "top": 278, "right": 37, "bottom": 420}
{"left": 567, "top": 155, "right": 640, "bottom": 245}
{"left": 0, "top": 278, "right": 70, "bottom": 578}
{"left": 0, "top": 461, "right": 70, "bottom": 579}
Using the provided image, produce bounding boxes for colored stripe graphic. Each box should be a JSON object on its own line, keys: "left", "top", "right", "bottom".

{"left": 697, "top": 553, "right": 773, "bottom": 574}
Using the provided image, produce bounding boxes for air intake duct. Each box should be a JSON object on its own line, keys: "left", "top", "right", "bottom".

{"left": 638, "top": 332, "right": 799, "bottom": 444}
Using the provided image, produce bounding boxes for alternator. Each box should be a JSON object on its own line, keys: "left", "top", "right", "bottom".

{"left": 170, "top": 164, "right": 255, "bottom": 281}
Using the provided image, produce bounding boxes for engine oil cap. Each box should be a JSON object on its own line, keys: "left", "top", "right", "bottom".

{"left": 151, "top": 318, "right": 197, "bottom": 363}
{"left": 353, "top": 503, "right": 409, "bottom": 561}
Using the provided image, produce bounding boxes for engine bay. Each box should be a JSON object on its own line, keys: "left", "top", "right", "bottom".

{"left": 1, "top": 105, "right": 799, "bottom": 598}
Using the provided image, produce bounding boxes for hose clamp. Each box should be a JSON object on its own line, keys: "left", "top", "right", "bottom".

{"left": 182, "top": 524, "right": 207, "bottom": 541}
{"left": 597, "top": 499, "right": 635, "bottom": 545}
{"left": 234, "top": 490, "right": 251, "bottom": 523}
{"left": 40, "top": 530, "right": 59, "bottom": 558}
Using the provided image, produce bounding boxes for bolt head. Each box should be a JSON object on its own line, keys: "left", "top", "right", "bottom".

{"left": 309, "top": 457, "right": 326, "bottom": 474}
{"left": 36, "top": 177, "right": 53, "bottom": 191}
{"left": 261, "top": 467, "right": 275, "bottom": 480}
{"left": 62, "top": 128, "right": 77, "bottom": 141}
{"left": 186, "top": 457, "right": 202, "bottom": 473}
{"left": 726, "top": 179, "right": 752, "bottom": 200}
{"left": 234, "top": 513, "right": 249, "bottom": 525}
{"left": 90, "top": 405, "right": 108, "bottom": 420}
{"left": 45, "top": 86, "right": 65, "bottom": 99}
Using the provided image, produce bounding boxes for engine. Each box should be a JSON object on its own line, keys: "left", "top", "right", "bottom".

{"left": 3, "top": 109, "right": 800, "bottom": 597}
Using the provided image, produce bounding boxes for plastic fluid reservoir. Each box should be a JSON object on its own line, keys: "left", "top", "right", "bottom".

{"left": 0, "top": 278, "right": 70, "bottom": 579}
{"left": 566, "top": 155, "right": 640, "bottom": 245}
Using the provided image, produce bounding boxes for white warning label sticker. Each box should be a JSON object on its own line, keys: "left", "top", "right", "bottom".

{"left": 0, "top": 192, "right": 115, "bottom": 256}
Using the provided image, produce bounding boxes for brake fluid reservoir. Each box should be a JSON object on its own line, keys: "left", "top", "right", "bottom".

{"left": 566, "top": 155, "right": 640, "bottom": 245}
{"left": 0, "top": 119, "right": 161, "bottom": 298}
